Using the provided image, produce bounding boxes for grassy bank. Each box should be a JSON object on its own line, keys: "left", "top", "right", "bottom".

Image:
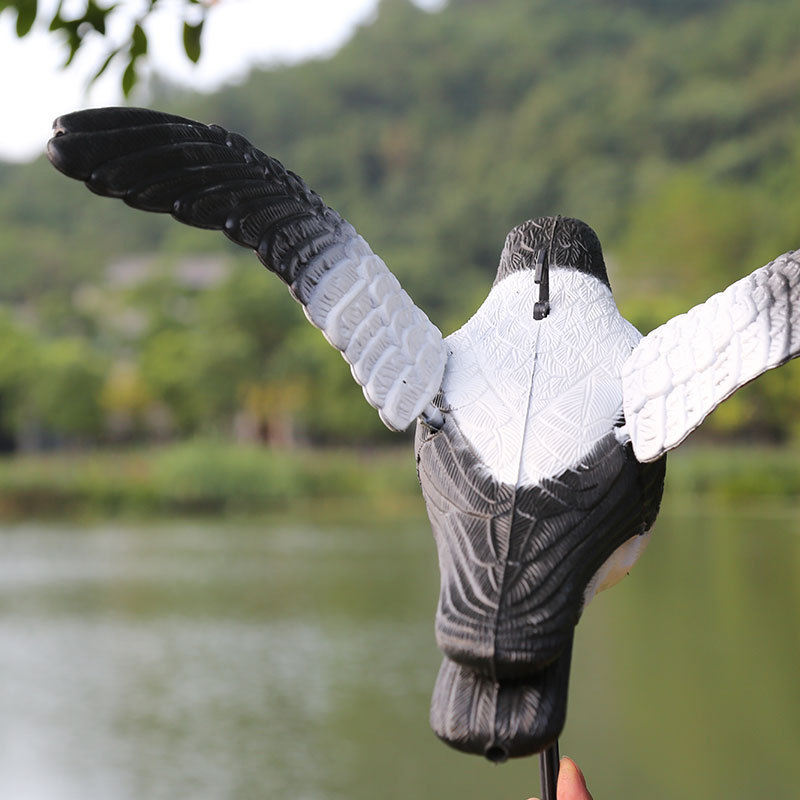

{"left": 0, "top": 440, "right": 421, "bottom": 520}
{"left": 0, "top": 440, "right": 798, "bottom": 520}
{"left": 663, "top": 444, "right": 800, "bottom": 503}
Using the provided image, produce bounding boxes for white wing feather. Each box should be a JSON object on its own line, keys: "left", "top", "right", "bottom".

{"left": 303, "top": 233, "right": 447, "bottom": 431}
{"left": 46, "top": 108, "right": 446, "bottom": 434}
{"left": 622, "top": 250, "right": 800, "bottom": 462}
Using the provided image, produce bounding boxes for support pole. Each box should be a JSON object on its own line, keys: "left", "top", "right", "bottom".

{"left": 538, "top": 741, "right": 560, "bottom": 800}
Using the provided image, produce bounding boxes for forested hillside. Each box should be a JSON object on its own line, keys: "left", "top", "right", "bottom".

{"left": 2, "top": 0, "right": 800, "bottom": 450}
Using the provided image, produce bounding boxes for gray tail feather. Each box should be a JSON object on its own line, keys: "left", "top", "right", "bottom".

{"left": 429, "top": 636, "right": 573, "bottom": 762}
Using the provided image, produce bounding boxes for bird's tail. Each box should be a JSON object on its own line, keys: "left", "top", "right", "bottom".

{"left": 429, "top": 634, "right": 573, "bottom": 762}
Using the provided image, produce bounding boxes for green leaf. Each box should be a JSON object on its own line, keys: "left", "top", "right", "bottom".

{"left": 84, "top": 1, "right": 113, "bottom": 35}
{"left": 122, "top": 58, "right": 136, "bottom": 97}
{"left": 60, "top": 20, "right": 82, "bottom": 66}
{"left": 183, "top": 19, "right": 204, "bottom": 64}
{"left": 89, "top": 46, "right": 121, "bottom": 87}
{"left": 130, "top": 22, "right": 147, "bottom": 57}
{"left": 15, "top": 0, "right": 37, "bottom": 36}
{"left": 47, "top": 1, "right": 64, "bottom": 31}
{"left": 64, "top": 33, "right": 82, "bottom": 65}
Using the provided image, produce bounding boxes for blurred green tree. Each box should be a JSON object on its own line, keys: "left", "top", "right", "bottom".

{"left": 28, "top": 336, "right": 109, "bottom": 442}
{"left": 3, "top": 0, "right": 800, "bottom": 447}
{"left": 0, "top": 311, "right": 39, "bottom": 449}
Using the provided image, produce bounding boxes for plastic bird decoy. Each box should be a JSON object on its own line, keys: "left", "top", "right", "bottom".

{"left": 47, "top": 108, "right": 800, "bottom": 770}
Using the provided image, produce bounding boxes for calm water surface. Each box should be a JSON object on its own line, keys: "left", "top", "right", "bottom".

{"left": 1, "top": 498, "right": 799, "bottom": 799}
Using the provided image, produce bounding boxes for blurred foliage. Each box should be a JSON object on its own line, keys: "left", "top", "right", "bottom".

{"left": 1, "top": 0, "right": 800, "bottom": 450}
{"left": 1, "top": 0, "right": 209, "bottom": 96}
{"left": 0, "top": 439, "right": 420, "bottom": 517}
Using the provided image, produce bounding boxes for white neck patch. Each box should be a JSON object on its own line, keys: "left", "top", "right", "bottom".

{"left": 441, "top": 269, "right": 641, "bottom": 486}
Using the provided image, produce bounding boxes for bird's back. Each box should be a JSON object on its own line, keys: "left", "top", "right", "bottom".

{"left": 442, "top": 268, "right": 642, "bottom": 484}
{"left": 416, "top": 267, "right": 667, "bottom": 757}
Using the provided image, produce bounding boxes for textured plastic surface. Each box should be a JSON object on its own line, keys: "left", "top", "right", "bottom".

{"left": 623, "top": 251, "right": 800, "bottom": 461}
{"left": 47, "top": 107, "right": 445, "bottom": 432}
{"left": 417, "top": 255, "right": 668, "bottom": 757}
{"left": 416, "top": 405, "right": 665, "bottom": 758}
{"left": 47, "top": 114, "right": 800, "bottom": 763}
{"left": 442, "top": 269, "right": 641, "bottom": 485}
{"left": 301, "top": 234, "right": 445, "bottom": 430}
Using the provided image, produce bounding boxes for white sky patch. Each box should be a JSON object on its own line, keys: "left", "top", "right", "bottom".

{"left": 0, "top": 0, "right": 443, "bottom": 163}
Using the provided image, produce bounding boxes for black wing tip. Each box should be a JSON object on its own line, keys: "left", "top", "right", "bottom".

{"left": 47, "top": 106, "right": 214, "bottom": 182}
{"left": 50, "top": 106, "right": 200, "bottom": 136}
{"left": 47, "top": 129, "right": 82, "bottom": 180}
{"left": 44, "top": 105, "right": 343, "bottom": 263}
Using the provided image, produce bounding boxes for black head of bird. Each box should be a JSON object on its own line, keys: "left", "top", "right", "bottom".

{"left": 495, "top": 215, "right": 609, "bottom": 289}
{"left": 47, "top": 107, "right": 800, "bottom": 765}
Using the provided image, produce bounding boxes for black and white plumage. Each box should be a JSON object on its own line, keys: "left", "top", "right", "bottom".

{"left": 47, "top": 107, "right": 446, "bottom": 433}
{"left": 47, "top": 108, "right": 800, "bottom": 762}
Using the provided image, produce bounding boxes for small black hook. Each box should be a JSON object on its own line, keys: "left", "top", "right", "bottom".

{"left": 533, "top": 248, "right": 545, "bottom": 283}
{"left": 533, "top": 248, "right": 550, "bottom": 320}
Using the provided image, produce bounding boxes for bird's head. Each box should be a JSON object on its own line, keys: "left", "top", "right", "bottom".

{"left": 495, "top": 216, "right": 610, "bottom": 289}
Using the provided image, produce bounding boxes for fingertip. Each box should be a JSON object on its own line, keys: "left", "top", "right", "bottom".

{"left": 557, "top": 756, "right": 592, "bottom": 800}
{"left": 559, "top": 756, "right": 583, "bottom": 778}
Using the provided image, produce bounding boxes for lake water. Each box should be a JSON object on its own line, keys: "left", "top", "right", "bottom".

{"left": 0, "top": 497, "right": 798, "bottom": 799}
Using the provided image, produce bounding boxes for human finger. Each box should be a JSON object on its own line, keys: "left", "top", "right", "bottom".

{"left": 556, "top": 756, "right": 593, "bottom": 800}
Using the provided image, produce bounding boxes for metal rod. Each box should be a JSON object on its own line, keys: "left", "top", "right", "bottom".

{"left": 538, "top": 741, "right": 560, "bottom": 800}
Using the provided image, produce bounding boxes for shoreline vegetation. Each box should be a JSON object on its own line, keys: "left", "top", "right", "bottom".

{"left": 0, "top": 440, "right": 797, "bottom": 521}
{"left": 0, "top": 440, "right": 422, "bottom": 521}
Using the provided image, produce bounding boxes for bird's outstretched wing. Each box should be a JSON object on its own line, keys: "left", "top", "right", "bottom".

{"left": 47, "top": 107, "right": 446, "bottom": 432}
{"left": 622, "top": 250, "right": 800, "bottom": 462}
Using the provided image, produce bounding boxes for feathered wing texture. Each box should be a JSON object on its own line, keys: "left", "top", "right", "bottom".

{"left": 412, "top": 269, "right": 667, "bottom": 759}
{"left": 623, "top": 250, "right": 800, "bottom": 462}
{"left": 46, "top": 107, "right": 446, "bottom": 431}
{"left": 415, "top": 415, "right": 666, "bottom": 758}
